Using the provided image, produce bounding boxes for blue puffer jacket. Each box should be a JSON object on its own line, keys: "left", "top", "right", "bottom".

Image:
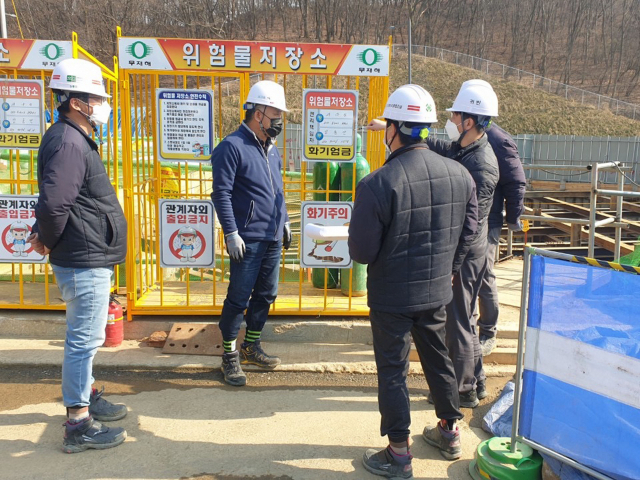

{"left": 211, "top": 123, "right": 289, "bottom": 241}
{"left": 486, "top": 124, "right": 526, "bottom": 228}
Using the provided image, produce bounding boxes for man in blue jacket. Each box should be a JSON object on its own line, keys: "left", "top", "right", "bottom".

{"left": 478, "top": 122, "right": 526, "bottom": 355}
{"left": 211, "top": 80, "right": 292, "bottom": 387}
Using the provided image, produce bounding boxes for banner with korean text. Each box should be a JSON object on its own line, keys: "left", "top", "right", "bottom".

{"left": 119, "top": 37, "right": 389, "bottom": 76}
{"left": 0, "top": 39, "right": 72, "bottom": 69}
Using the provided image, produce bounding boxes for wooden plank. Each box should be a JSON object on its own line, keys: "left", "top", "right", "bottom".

{"left": 543, "top": 197, "right": 640, "bottom": 236}
{"left": 524, "top": 206, "right": 633, "bottom": 256}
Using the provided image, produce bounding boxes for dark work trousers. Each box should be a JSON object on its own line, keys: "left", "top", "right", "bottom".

{"left": 446, "top": 223, "right": 488, "bottom": 394}
{"left": 219, "top": 240, "right": 282, "bottom": 342}
{"left": 476, "top": 225, "right": 502, "bottom": 339}
{"left": 370, "top": 307, "right": 463, "bottom": 444}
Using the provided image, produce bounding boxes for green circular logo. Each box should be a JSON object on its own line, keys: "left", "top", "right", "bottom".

{"left": 127, "top": 41, "right": 152, "bottom": 60}
{"left": 40, "top": 43, "right": 64, "bottom": 61}
{"left": 358, "top": 48, "right": 382, "bottom": 67}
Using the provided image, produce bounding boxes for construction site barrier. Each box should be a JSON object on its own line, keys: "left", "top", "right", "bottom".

{"left": 0, "top": 34, "right": 121, "bottom": 310}
{"left": 512, "top": 247, "right": 640, "bottom": 480}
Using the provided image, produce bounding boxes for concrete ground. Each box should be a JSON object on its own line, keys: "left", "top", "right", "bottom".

{"left": 0, "top": 366, "right": 512, "bottom": 480}
{"left": 0, "top": 258, "right": 524, "bottom": 480}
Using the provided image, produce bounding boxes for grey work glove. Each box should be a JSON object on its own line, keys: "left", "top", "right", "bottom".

{"left": 508, "top": 219, "right": 524, "bottom": 232}
{"left": 283, "top": 222, "right": 292, "bottom": 250}
{"left": 225, "top": 231, "right": 245, "bottom": 263}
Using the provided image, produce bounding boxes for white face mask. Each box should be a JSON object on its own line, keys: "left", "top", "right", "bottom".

{"left": 89, "top": 101, "right": 112, "bottom": 126}
{"left": 445, "top": 119, "right": 461, "bottom": 142}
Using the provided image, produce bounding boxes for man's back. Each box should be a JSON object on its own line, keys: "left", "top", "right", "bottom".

{"left": 349, "top": 144, "right": 476, "bottom": 313}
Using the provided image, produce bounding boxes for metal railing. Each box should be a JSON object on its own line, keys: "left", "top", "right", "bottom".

{"left": 394, "top": 44, "right": 640, "bottom": 120}
{"left": 505, "top": 162, "right": 634, "bottom": 260}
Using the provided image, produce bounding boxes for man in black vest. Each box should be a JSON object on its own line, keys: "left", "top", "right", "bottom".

{"left": 28, "top": 58, "right": 128, "bottom": 453}
{"left": 352, "top": 85, "right": 478, "bottom": 477}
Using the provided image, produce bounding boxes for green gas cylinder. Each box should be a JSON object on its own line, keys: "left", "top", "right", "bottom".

{"left": 312, "top": 161, "right": 340, "bottom": 289}
{"left": 340, "top": 134, "right": 370, "bottom": 297}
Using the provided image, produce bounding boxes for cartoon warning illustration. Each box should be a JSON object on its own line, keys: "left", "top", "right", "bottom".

{"left": 9, "top": 221, "right": 29, "bottom": 257}
{"left": 159, "top": 199, "right": 215, "bottom": 268}
{"left": 176, "top": 225, "right": 198, "bottom": 262}
{"left": 0, "top": 195, "right": 46, "bottom": 264}
{"left": 301, "top": 202, "right": 352, "bottom": 268}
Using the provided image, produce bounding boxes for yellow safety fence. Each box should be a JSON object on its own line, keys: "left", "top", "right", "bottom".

{"left": 0, "top": 30, "right": 390, "bottom": 318}
{"left": 118, "top": 30, "right": 390, "bottom": 319}
{"left": 0, "top": 33, "right": 121, "bottom": 310}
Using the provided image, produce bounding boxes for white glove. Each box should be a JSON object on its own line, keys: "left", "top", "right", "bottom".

{"left": 225, "top": 232, "right": 245, "bottom": 262}
{"left": 508, "top": 219, "right": 524, "bottom": 232}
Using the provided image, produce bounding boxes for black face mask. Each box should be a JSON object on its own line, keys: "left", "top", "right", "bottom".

{"left": 266, "top": 117, "right": 283, "bottom": 138}
{"left": 259, "top": 109, "right": 283, "bottom": 138}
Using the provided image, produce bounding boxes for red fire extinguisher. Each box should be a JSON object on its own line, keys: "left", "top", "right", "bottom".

{"left": 104, "top": 295, "right": 124, "bottom": 347}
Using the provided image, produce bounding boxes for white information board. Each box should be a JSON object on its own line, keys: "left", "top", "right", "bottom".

{"left": 302, "top": 89, "right": 358, "bottom": 162}
{"left": 301, "top": 201, "right": 352, "bottom": 268}
{"left": 159, "top": 199, "right": 215, "bottom": 268}
{"left": 156, "top": 88, "right": 214, "bottom": 162}
{"left": 0, "top": 195, "right": 46, "bottom": 264}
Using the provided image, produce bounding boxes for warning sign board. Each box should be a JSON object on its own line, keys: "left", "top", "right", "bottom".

{"left": 301, "top": 201, "right": 352, "bottom": 268}
{"left": 159, "top": 199, "right": 215, "bottom": 268}
{"left": 303, "top": 89, "right": 358, "bottom": 162}
{"left": 156, "top": 88, "right": 214, "bottom": 162}
{"left": 0, "top": 195, "right": 46, "bottom": 264}
{"left": 0, "top": 79, "right": 45, "bottom": 149}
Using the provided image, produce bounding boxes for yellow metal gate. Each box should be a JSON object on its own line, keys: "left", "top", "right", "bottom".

{"left": 118, "top": 30, "right": 390, "bottom": 319}
{"left": 0, "top": 33, "right": 121, "bottom": 310}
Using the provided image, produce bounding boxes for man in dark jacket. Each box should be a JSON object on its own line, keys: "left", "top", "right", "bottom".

{"left": 427, "top": 79, "right": 500, "bottom": 409}
{"left": 478, "top": 123, "right": 526, "bottom": 355}
{"left": 354, "top": 85, "right": 478, "bottom": 477}
{"left": 28, "top": 59, "right": 128, "bottom": 453}
{"left": 211, "top": 80, "right": 292, "bottom": 387}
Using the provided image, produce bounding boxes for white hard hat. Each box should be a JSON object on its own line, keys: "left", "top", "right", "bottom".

{"left": 10, "top": 221, "right": 28, "bottom": 231}
{"left": 382, "top": 84, "right": 438, "bottom": 124}
{"left": 49, "top": 58, "right": 110, "bottom": 99}
{"left": 178, "top": 226, "right": 197, "bottom": 236}
{"left": 447, "top": 79, "right": 498, "bottom": 117}
{"left": 245, "top": 80, "right": 288, "bottom": 112}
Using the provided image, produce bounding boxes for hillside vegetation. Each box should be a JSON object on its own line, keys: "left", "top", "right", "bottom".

{"left": 214, "top": 54, "right": 640, "bottom": 138}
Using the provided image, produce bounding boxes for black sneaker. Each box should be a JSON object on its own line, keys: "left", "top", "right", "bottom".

{"left": 362, "top": 446, "right": 413, "bottom": 479}
{"left": 240, "top": 341, "right": 281, "bottom": 368}
{"left": 459, "top": 390, "right": 479, "bottom": 408}
{"left": 422, "top": 422, "right": 461, "bottom": 461}
{"left": 89, "top": 387, "right": 127, "bottom": 421}
{"left": 221, "top": 351, "right": 247, "bottom": 386}
{"left": 63, "top": 415, "right": 126, "bottom": 454}
{"left": 476, "top": 381, "right": 488, "bottom": 400}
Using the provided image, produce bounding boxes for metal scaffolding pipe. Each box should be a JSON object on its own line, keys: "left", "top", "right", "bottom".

{"left": 594, "top": 217, "right": 615, "bottom": 228}
{"left": 596, "top": 189, "right": 640, "bottom": 198}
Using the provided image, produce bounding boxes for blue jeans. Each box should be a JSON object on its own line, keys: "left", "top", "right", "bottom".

{"left": 53, "top": 265, "right": 113, "bottom": 408}
{"left": 219, "top": 240, "right": 281, "bottom": 342}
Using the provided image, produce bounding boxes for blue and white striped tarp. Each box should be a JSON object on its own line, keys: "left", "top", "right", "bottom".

{"left": 520, "top": 255, "right": 640, "bottom": 480}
